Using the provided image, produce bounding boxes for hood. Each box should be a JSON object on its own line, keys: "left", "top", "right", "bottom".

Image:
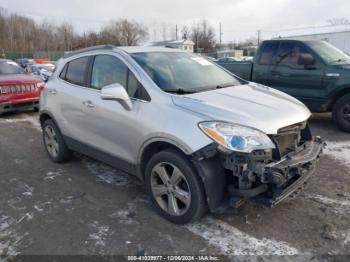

{"left": 172, "top": 83, "right": 311, "bottom": 134}
{"left": 0, "top": 74, "right": 42, "bottom": 85}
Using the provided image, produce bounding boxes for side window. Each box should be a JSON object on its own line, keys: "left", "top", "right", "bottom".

{"left": 65, "top": 57, "right": 89, "bottom": 86}
{"left": 91, "top": 55, "right": 127, "bottom": 90}
{"left": 91, "top": 55, "right": 150, "bottom": 101}
{"left": 275, "top": 42, "right": 315, "bottom": 69}
{"left": 258, "top": 42, "right": 279, "bottom": 65}
{"left": 127, "top": 70, "right": 150, "bottom": 101}
{"left": 59, "top": 64, "right": 68, "bottom": 79}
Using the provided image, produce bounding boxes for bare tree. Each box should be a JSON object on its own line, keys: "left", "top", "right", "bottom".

{"left": 190, "top": 20, "right": 216, "bottom": 52}
{"left": 0, "top": 6, "right": 148, "bottom": 53}
{"left": 181, "top": 26, "right": 190, "bottom": 40}
{"left": 56, "top": 22, "right": 75, "bottom": 51}
{"left": 328, "top": 18, "right": 350, "bottom": 25}
{"left": 118, "top": 19, "right": 148, "bottom": 46}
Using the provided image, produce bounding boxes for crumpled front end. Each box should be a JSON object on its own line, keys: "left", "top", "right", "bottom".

{"left": 191, "top": 121, "right": 325, "bottom": 211}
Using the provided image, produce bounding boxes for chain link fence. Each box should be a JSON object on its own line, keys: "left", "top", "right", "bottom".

{"left": 1, "top": 51, "right": 64, "bottom": 61}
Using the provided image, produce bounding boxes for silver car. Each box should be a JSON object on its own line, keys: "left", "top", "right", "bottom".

{"left": 40, "top": 45, "right": 324, "bottom": 224}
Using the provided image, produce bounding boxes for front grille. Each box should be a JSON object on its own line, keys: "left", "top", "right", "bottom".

{"left": 0, "top": 84, "right": 37, "bottom": 94}
{"left": 271, "top": 121, "right": 307, "bottom": 159}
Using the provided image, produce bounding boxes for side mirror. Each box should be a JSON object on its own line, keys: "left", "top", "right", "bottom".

{"left": 298, "top": 53, "right": 315, "bottom": 66}
{"left": 100, "top": 83, "right": 133, "bottom": 111}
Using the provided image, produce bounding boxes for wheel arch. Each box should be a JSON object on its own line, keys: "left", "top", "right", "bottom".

{"left": 137, "top": 138, "right": 191, "bottom": 181}
{"left": 137, "top": 139, "right": 226, "bottom": 212}
{"left": 328, "top": 87, "right": 350, "bottom": 111}
{"left": 39, "top": 110, "right": 57, "bottom": 127}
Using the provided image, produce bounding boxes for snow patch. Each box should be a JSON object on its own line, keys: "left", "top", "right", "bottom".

{"left": 89, "top": 221, "right": 110, "bottom": 248}
{"left": 306, "top": 194, "right": 350, "bottom": 214}
{"left": 109, "top": 202, "right": 137, "bottom": 225}
{"left": 186, "top": 216, "right": 299, "bottom": 255}
{"left": 0, "top": 114, "right": 41, "bottom": 131}
{"left": 21, "top": 184, "right": 34, "bottom": 197}
{"left": 44, "top": 171, "right": 63, "bottom": 180}
{"left": 81, "top": 156, "right": 137, "bottom": 186}
{"left": 0, "top": 212, "right": 28, "bottom": 258}
{"left": 16, "top": 213, "right": 34, "bottom": 224}
{"left": 33, "top": 202, "right": 51, "bottom": 213}
{"left": 324, "top": 141, "right": 350, "bottom": 168}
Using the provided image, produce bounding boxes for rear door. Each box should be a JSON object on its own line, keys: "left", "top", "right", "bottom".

{"left": 266, "top": 40, "right": 326, "bottom": 102}
{"left": 55, "top": 56, "right": 92, "bottom": 141}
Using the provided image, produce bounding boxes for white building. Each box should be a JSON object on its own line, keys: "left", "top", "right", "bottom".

{"left": 148, "top": 39, "right": 195, "bottom": 52}
{"left": 274, "top": 25, "right": 350, "bottom": 53}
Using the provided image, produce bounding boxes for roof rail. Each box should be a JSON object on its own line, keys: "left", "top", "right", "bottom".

{"left": 63, "top": 45, "right": 115, "bottom": 58}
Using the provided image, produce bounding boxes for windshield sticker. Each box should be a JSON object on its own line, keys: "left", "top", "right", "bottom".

{"left": 191, "top": 57, "right": 212, "bottom": 66}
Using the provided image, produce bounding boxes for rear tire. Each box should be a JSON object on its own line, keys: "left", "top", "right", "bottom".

{"left": 145, "top": 149, "right": 207, "bottom": 224}
{"left": 332, "top": 94, "right": 350, "bottom": 132}
{"left": 42, "top": 119, "right": 73, "bottom": 162}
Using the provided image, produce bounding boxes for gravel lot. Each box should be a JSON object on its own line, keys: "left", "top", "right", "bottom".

{"left": 0, "top": 111, "right": 349, "bottom": 261}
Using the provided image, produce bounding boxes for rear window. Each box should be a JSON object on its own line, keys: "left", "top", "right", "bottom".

{"left": 0, "top": 61, "right": 25, "bottom": 75}
{"left": 63, "top": 57, "right": 89, "bottom": 86}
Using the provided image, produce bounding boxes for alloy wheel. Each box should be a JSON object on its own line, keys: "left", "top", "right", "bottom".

{"left": 44, "top": 125, "right": 59, "bottom": 158}
{"left": 150, "top": 162, "right": 191, "bottom": 216}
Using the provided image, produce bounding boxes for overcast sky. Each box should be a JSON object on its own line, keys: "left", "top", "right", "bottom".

{"left": 1, "top": 0, "right": 349, "bottom": 43}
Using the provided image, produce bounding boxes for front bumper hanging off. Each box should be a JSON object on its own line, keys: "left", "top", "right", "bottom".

{"left": 228, "top": 136, "right": 325, "bottom": 207}
{"left": 191, "top": 135, "right": 324, "bottom": 212}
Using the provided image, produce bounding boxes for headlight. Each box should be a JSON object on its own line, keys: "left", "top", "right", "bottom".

{"left": 198, "top": 121, "right": 275, "bottom": 153}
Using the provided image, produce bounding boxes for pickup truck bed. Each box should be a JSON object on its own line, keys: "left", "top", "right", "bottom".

{"left": 219, "top": 61, "right": 253, "bottom": 80}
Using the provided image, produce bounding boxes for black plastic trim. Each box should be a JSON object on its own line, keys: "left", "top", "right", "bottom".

{"left": 191, "top": 143, "right": 226, "bottom": 212}
{"left": 63, "top": 135, "right": 139, "bottom": 178}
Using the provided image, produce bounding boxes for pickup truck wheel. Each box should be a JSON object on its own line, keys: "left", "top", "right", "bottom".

{"left": 145, "top": 149, "right": 207, "bottom": 224}
{"left": 333, "top": 94, "right": 350, "bottom": 132}
{"left": 42, "top": 119, "right": 73, "bottom": 162}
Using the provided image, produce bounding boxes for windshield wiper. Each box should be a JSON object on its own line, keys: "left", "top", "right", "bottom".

{"left": 215, "top": 83, "right": 235, "bottom": 89}
{"left": 329, "top": 58, "right": 348, "bottom": 64}
{"left": 164, "top": 88, "right": 196, "bottom": 94}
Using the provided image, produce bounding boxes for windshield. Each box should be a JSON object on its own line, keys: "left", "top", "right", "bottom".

{"left": 307, "top": 41, "right": 350, "bottom": 64}
{"left": 0, "top": 61, "right": 25, "bottom": 75}
{"left": 131, "top": 52, "right": 244, "bottom": 93}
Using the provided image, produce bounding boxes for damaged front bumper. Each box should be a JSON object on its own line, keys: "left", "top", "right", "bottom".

{"left": 191, "top": 135, "right": 325, "bottom": 212}
{"left": 227, "top": 136, "right": 325, "bottom": 207}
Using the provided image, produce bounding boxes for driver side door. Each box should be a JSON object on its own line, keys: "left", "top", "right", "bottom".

{"left": 266, "top": 41, "right": 326, "bottom": 103}
{"left": 81, "top": 54, "right": 151, "bottom": 171}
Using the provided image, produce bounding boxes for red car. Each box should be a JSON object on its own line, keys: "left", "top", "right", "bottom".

{"left": 0, "top": 59, "right": 45, "bottom": 115}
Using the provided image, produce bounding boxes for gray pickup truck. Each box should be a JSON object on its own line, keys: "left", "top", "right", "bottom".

{"left": 217, "top": 39, "right": 350, "bottom": 132}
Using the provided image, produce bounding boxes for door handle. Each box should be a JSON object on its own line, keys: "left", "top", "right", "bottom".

{"left": 48, "top": 89, "right": 57, "bottom": 95}
{"left": 82, "top": 100, "right": 95, "bottom": 108}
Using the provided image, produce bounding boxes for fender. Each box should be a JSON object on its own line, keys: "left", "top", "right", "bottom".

{"left": 136, "top": 136, "right": 194, "bottom": 178}
{"left": 190, "top": 143, "right": 226, "bottom": 212}
{"left": 39, "top": 110, "right": 60, "bottom": 129}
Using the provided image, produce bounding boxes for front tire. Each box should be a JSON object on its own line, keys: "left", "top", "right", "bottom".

{"left": 42, "top": 119, "right": 73, "bottom": 162}
{"left": 145, "top": 149, "right": 207, "bottom": 224}
{"left": 332, "top": 94, "right": 350, "bottom": 132}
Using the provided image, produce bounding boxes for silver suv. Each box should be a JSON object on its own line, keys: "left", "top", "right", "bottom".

{"left": 40, "top": 45, "right": 324, "bottom": 224}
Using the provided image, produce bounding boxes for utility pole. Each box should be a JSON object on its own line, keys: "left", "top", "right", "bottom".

{"left": 219, "top": 23, "right": 222, "bottom": 46}
{"left": 175, "top": 24, "right": 178, "bottom": 40}
{"left": 257, "top": 29, "right": 261, "bottom": 45}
